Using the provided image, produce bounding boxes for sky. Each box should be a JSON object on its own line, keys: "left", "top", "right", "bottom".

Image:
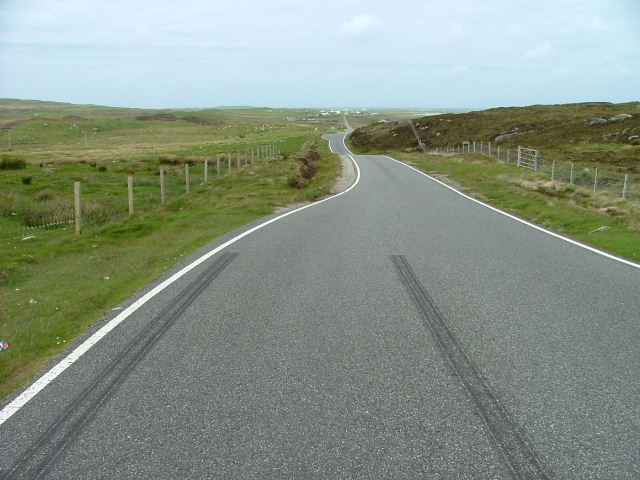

{"left": 0, "top": 0, "right": 638, "bottom": 110}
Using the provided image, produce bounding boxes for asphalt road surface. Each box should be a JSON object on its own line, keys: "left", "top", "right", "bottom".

{"left": 1, "top": 132, "right": 638, "bottom": 479}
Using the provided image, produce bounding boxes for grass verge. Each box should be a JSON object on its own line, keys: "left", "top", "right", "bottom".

{"left": 0, "top": 137, "right": 340, "bottom": 400}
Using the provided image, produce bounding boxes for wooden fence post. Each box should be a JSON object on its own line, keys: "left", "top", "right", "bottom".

{"left": 622, "top": 175, "right": 629, "bottom": 199}
{"left": 204, "top": 158, "right": 209, "bottom": 184}
{"left": 216, "top": 156, "right": 221, "bottom": 178}
{"left": 128, "top": 175, "right": 134, "bottom": 215}
{"left": 160, "top": 168, "right": 166, "bottom": 204}
{"left": 74, "top": 181, "right": 81, "bottom": 235}
{"left": 569, "top": 163, "right": 575, "bottom": 184}
{"left": 185, "top": 164, "right": 190, "bottom": 193}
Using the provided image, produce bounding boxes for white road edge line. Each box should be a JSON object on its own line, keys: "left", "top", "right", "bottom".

{"left": 0, "top": 134, "right": 361, "bottom": 427}
{"left": 380, "top": 154, "right": 640, "bottom": 269}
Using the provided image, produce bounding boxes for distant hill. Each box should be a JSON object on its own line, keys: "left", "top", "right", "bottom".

{"left": 0, "top": 99, "right": 154, "bottom": 126}
{"left": 0, "top": 99, "right": 237, "bottom": 129}
{"left": 0, "top": 99, "right": 322, "bottom": 128}
{"left": 350, "top": 102, "right": 640, "bottom": 172}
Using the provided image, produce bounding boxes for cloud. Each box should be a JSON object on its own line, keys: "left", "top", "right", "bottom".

{"left": 450, "top": 65, "right": 469, "bottom": 74}
{"left": 525, "top": 42, "right": 553, "bottom": 58}
{"left": 590, "top": 16, "right": 606, "bottom": 31}
{"left": 338, "top": 15, "right": 383, "bottom": 40}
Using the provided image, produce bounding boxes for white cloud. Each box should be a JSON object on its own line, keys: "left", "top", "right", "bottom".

{"left": 338, "top": 15, "right": 383, "bottom": 40}
{"left": 449, "top": 24, "right": 464, "bottom": 36}
{"left": 590, "top": 16, "right": 606, "bottom": 31}
{"left": 525, "top": 42, "right": 553, "bottom": 58}
{"left": 450, "top": 65, "right": 469, "bottom": 74}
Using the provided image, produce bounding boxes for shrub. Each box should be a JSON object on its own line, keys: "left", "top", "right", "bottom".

{"left": 158, "top": 155, "right": 183, "bottom": 165}
{"left": 98, "top": 165, "right": 107, "bottom": 172}
{"left": 21, "top": 176, "right": 32, "bottom": 185}
{"left": 288, "top": 144, "right": 321, "bottom": 188}
{"left": 0, "top": 156, "right": 26, "bottom": 170}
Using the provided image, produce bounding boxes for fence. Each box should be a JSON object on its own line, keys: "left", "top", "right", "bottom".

{"left": 2, "top": 145, "right": 281, "bottom": 239}
{"left": 427, "top": 141, "right": 639, "bottom": 201}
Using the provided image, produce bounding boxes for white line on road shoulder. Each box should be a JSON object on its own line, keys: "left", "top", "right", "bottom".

{"left": 381, "top": 154, "right": 640, "bottom": 269}
{"left": 0, "top": 137, "right": 361, "bottom": 427}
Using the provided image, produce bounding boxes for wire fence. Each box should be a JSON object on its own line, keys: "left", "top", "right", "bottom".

{"left": 1, "top": 145, "right": 281, "bottom": 240}
{"left": 427, "top": 141, "right": 639, "bottom": 201}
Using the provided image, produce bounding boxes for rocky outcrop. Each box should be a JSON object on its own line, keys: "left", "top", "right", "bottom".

{"left": 494, "top": 132, "right": 520, "bottom": 142}
{"left": 608, "top": 113, "right": 632, "bottom": 122}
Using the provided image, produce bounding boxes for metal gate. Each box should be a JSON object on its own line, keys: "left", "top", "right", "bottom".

{"left": 517, "top": 146, "right": 541, "bottom": 171}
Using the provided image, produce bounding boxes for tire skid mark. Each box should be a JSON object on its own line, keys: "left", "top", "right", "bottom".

{"left": 2, "top": 252, "right": 239, "bottom": 480}
{"left": 390, "top": 255, "right": 551, "bottom": 480}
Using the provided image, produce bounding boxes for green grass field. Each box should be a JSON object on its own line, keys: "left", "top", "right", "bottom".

{"left": 0, "top": 100, "right": 344, "bottom": 399}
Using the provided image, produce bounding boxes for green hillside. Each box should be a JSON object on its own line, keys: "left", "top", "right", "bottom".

{"left": 350, "top": 102, "right": 640, "bottom": 172}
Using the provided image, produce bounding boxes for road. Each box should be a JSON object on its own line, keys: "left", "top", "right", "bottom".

{"left": 1, "top": 132, "right": 639, "bottom": 479}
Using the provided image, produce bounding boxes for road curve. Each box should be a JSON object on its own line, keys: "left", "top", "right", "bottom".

{"left": 1, "top": 132, "right": 638, "bottom": 479}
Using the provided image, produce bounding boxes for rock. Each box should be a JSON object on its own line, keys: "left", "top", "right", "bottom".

{"left": 495, "top": 132, "right": 519, "bottom": 142}
{"left": 608, "top": 113, "right": 632, "bottom": 122}
{"left": 586, "top": 117, "right": 607, "bottom": 125}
